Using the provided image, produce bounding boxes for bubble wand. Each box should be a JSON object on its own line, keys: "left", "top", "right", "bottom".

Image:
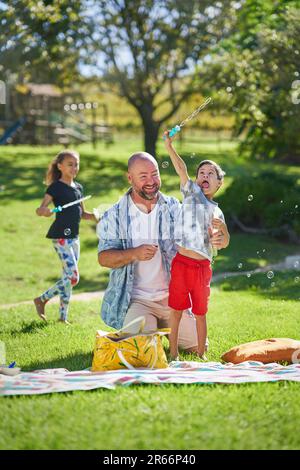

{"left": 51, "top": 195, "right": 92, "bottom": 213}
{"left": 163, "top": 97, "right": 212, "bottom": 139}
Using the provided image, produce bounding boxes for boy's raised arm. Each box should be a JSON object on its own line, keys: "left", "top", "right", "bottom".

{"left": 163, "top": 131, "right": 189, "bottom": 187}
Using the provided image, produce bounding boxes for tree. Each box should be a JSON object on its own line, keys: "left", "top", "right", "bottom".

{"left": 0, "top": 0, "right": 88, "bottom": 86}
{"left": 199, "top": 0, "right": 300, "bottom": 162}
{"left": 88, "top": 0, "right": 234, "bottom": 156}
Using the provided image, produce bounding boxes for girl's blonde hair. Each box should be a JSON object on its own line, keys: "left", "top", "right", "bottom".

{"left": 45, "top": 150, "right": 80, "bottom": 185}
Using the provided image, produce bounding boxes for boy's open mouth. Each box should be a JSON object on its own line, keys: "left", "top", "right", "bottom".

{"left": 201, "top": 181, "right": 210, "bottom": 189}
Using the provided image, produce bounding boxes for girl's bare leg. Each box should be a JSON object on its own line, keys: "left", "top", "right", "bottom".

{"left": 34, "top": 297, "right": 48, "bottom": 322}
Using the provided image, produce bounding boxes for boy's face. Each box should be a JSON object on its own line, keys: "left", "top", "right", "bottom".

{"left": 196, "top": 163, "right": 222, "bottom": 199}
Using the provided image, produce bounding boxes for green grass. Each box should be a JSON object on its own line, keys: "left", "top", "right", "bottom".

{"left": 0, "top": 136, "right": 300, "bottom": 450}
{"left": 0, "top": 286, "right": 299, "bottom": 450}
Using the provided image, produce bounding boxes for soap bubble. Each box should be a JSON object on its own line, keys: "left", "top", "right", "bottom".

{"left": 295, "top": 205, "right": 298, "bottom": 209}
{"left": 267, "top": 271, "right": 274, "bottom": 279}
{"left": 162, "top": 161, "right": 169, "bottom": 169}
{"left": 280, "top": 200, "right": 284, "bottom": 204}
{"left": 294, "top": 261, "right": 299, "bottom": 268}
{"left": 190, "top": 153, "right": 195, "bottom": 159}
{"left": 64, "top": 228, "right": 71, "bottom": 236}
{"left": 262, "top": 249, "right": 266, "bottom": 253}
{"left": 248, "top": 195, "right": 253, "bottom": 201}
{"left": 0, "top": 185, "right": 5, "bottom": 192}
{"left": 238, "top": 263, "right": 243, "bottom": 269}
{"left": 271, "top": 282, "right": 276, "bottom": 288}
{"left": 247, "top": 273, "right": 251, "bottom": 278}
{"left": 295, "top": 277, "right": 300, "bottom": 283}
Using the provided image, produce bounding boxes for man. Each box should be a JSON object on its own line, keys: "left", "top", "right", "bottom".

{"left": 97, "top": 152, "right": 226, "bottom": 353}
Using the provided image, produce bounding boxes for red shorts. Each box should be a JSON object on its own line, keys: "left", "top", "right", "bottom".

{"left": 168, "top": 253, "right": 212, "bottom": 316}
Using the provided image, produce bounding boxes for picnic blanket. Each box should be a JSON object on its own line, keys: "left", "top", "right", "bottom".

{"left": 1, "top": 361, "right": 300, "bottom": 396}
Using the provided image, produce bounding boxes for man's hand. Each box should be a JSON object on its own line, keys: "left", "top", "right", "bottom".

{"left": 134, "top": 244, "right": 158, "bottom": 261}
{"left": 208, "top": 226, "right": 224, "bottom": 249}
{"left": 211, "top": 218, "right": 226, "bottom": 232}
{"left": 98, "top": 245, "right": 158, "bottom": 269}
{"left": 209, "top": 218, "right": 230, "bottom": 249}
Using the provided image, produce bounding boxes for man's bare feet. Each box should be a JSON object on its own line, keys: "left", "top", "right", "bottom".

{"left": 58, "top": 319, "right": 72, "bottom": 325}
{"left": 34, "top": 297, "right": 47, "bottom": 322}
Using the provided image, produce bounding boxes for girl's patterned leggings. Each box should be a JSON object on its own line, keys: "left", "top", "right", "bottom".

{"left": 40, "top": 238, "right": 80, "bottom": 320}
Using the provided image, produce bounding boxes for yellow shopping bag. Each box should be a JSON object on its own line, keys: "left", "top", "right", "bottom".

{"left": 92, "top": 317, "right": 170, "bottom": 371}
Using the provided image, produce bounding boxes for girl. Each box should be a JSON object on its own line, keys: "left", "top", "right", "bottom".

{"left": 34, "top": 150, "right": 96, "bottom": 324}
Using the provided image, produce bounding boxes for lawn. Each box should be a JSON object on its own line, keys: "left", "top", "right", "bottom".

{"left": 0, "top": 135, "right": 299, "bottom": 450}
{"left": 0, "top": 289, "right": 299, "bottom": 450}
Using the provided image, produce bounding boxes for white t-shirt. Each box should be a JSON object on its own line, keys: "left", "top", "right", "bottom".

{"left": 129, "top": 197, "right": 169, "bottom": 301}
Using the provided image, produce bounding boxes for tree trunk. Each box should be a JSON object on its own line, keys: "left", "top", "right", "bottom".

{"left": 143, "top": 121, "right": 160, "bottom": 157}
{"left": 140, "top": 104, "right": 160, "bottom": 157}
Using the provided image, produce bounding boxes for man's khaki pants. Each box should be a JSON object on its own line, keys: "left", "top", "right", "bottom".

{"left": 123, "top": 297, "right": 199, "bottom": 351}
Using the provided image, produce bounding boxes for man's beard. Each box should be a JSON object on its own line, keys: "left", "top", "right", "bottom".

{"left": 135, "top": 184, "right": 160, "bottom": 200}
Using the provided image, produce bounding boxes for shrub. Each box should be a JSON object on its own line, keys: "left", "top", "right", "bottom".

{"left": 218, "top": 171, "right": 300, "bottom": 242}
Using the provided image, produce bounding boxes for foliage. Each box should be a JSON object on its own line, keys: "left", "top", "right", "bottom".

{"left": 1, "top": 1, "right": 299, "bottom": 161}
{"left": 0, "top": 0, "right": 88, "bottom": 86}
{"left": 219, "top": 171, "right": 300, "bottom": 240}
{"left": 87, "top": 0, "right": 235, "bottom": 155}
{"left": 200, "top": 0, "right": 300, "bottom": 162}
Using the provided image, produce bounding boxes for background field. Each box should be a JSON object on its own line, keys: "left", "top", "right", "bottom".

{"left": 0, "top": 133, "right": 299, "bottom": 303}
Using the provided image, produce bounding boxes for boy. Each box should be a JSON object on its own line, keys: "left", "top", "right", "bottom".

{"left": 164, "top": 131, "right": 230, "bottom": 359}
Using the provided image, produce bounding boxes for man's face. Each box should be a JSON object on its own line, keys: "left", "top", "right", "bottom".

{"left": 128, "top": 159, "right": 161, "bottom": 200}
{"left": 196, "top": 163, "right": 222, "bottom": 198}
